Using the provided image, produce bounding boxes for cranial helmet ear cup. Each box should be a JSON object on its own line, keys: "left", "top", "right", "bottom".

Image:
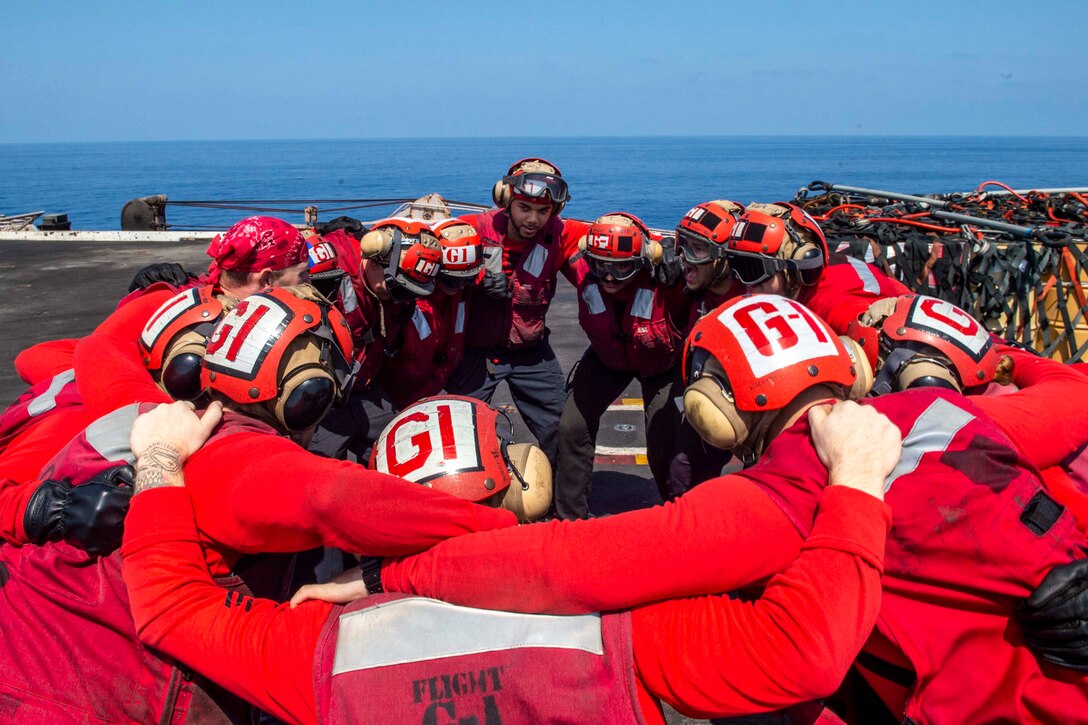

{"left": 839, "top": 336, "right": 874, "bottom": 400}
{"left": 793, "top": 243, "right": 824, "bottom": 286}
{"left": 897, "top": 359, "right": 961, "bottom": 393}
{"left": 272, "top": 336, "right": 337, "bottom": 431}
{"left": 159, "top": 330, "right": 210, "bottom": 401}
{"left": 501, "top": 443, "right": 553, "bottom": 523}
{"left": 360, "top": 228, "right": 394, "bottom": 259}
{"left": 492, "top": 179, "right": 510, "bottom": 209}
{"left": 683, "top": 376, "right": 750, "bottom": 450}
{"left": 646, "top": 239, "right": 663, "bottom": 266}
{"left": 577, "top": 235, "right": 588, "bottom": 253}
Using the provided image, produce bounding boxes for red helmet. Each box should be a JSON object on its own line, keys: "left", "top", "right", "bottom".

{"left": 675, "top": 200, "right": 745, "bottom": 265}
{"left": 847, "top": 294, "right": 999, "bottom": 394}
{"left": 725, "top": 203, "right": 829, "bottom": 287}
{"left": 360, "top": 218, "right": 443, "bottom": 301}
{"left": 433, "top": 218, "right": 484, "bottom": 287}
{"left": 579, "top": 212, "right": 661, "bottom": 281}
{"left": 682, "top": 294, "right": 866, "bottom": 461}
{"left": 492, "top": 157, "right": 569, "bottom": 213}
{"left": 370, "top": 395, "right": 552, "bottom": 522}
{"left": 139, "top": 286, "right": 231, "bottom": 401}
{"left": 302, "top": 228, "right": 341, "bottom": 278}
{"left": 201, "top": 286, "right": 355, "bottom": 432}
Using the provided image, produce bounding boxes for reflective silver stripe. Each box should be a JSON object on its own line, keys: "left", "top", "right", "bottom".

{"left": 846, "top": 256, "right": 881, "bottom": 294}
{"left": 411, "top": 307, "right": 432, "bottom": 340}
{"left": 523, "top": 245, "right": 548, "bottom": 278}
{"left": 631, "top": 288, "right": 654, "bottom": 320}
{"left": 333, "top": 597, "right": 603, "bottom": 675}
{"left": 454, "top": 301, "right": 466, "bottom": 334}
{"left": 85, "top": 404, "right": 140, "bottom": 465}
{"left": 884, "top": 397, "right": 974, "bottom": 493}
{"left": 581, "top": 283, "right": 606, "bottom": 315}
{"left": 339, "top": 276, "right": 358, "bottom": 314}
{"left": 27, "top": 369, "right": 76, "bottom": 417}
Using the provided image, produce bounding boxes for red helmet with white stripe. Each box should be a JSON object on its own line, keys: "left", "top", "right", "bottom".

{"left": 370, "top": 395, "right": 552, "bottom": 522}
{"left": 139, "top": 286, "right": 232, "bottom": 401}
{"left": 675, "top": 200, "right": 745, "bottom": 264}
{"left": 579, "top": 212, "right": 661, "bottom": 281}
{"left": 682, "top": 294, "right": 868, "bottom": 463}
{"left": 360, "top": 218, "right": 443, "bottom": 300}
{"left": 201, "top": 285, "right": 355, "bottom": 432}
{"left": 433, "top": 218, "right": 484, "bottom": 286}
{"left": 846, "top": 294, "right": 999, "bottom": 394}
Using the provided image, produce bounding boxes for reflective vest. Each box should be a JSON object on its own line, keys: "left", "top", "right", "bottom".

{"left": 465, "top": 209, "right": 565, "bottom": 350}
{"left": 313, "top": 593, "right": 647, "bottom": 725}
{"left": 745, "top": 389, "right": 1088, "bottom": 723}
{"left": 0, "top": 406, "right": 277, "bottom": 724}
{"left": 572, "top": 263, "right": 682, "bottom": 377}
{"left": 379, "top": 291, "right": 468, "bottom": 410}
{"left": 323, "top": 229, "right": 413, "bottom": 389}
{"left": 0, "top": 369, "right": 82, "bottom": 457}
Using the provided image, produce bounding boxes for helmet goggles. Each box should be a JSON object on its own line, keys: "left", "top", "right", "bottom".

{"left": 676, "top": 227, "right": 727, "bottom": 265}
{"left": 505, "top": 172, "right": 570, "bottom": 205}
{"left": 585, "top": 255, "right": 642, "bottom": 281}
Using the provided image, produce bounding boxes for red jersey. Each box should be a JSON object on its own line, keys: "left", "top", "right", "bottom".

{"left": 799, "top": 253, "right": 911, "bottom": 334}
{"left": 122, "top": 482, "right": 889, "bottom": 724}
{"left": 377, "top": 290, "right": 468, "bottom": 409}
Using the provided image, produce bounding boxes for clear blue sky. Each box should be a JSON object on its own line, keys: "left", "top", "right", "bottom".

{"left": 3, "top": 0, "right": 1085, "bottom": 142}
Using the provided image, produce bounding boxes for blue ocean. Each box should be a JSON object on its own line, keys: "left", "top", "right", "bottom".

{"left": 2, "top": 136, "right": 1086, "bottom": 231}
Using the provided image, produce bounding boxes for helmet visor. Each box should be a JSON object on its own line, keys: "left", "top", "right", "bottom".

{"left": 586, "top": 255, "right": 641, "bottom": 281}
{"left": 506, "top": 172, "right": 570, "bottom": 205}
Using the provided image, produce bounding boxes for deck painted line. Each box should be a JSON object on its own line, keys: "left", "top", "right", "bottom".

{"left": 595, "top": 446, "right": 646, "bottom": 456}
{"left": 595, "top": 454, "right": 647, "bottom": 466}
{"left": 606, "top": 397, "right": 645, "bottom": 412}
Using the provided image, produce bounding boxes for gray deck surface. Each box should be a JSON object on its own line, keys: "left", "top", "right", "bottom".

{"left": 0, "top": 239, "right": 781, "bottom": 725}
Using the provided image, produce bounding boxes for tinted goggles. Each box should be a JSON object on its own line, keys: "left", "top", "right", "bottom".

{"left": 506, "top": 172, "right": 570, "bottom": 204}
{"left": 585, "top": 255, "right": 642, "bottom": 282}
{"left": 725, "top": 250, "right": 792, "bottom": 287}
{"left": 676, "top": 227, "right": 726, "bottom": 265}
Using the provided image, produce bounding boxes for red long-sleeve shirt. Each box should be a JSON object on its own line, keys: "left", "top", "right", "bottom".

{"left": 122, "top": 485, "right": 888, "bottom": 725}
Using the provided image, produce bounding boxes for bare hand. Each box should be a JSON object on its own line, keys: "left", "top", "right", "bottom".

{"left": 130, "top": 401, "right": 223, "bottom": 493}
{"left": 808, "top": 401, "right": 901, "bottom": 501}
{"left": 290, "top": 566, "right": 370, "bottom": 608}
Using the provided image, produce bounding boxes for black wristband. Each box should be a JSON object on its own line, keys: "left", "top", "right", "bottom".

{"left": 359, "top": 557, "right": 384, "bottom": 595}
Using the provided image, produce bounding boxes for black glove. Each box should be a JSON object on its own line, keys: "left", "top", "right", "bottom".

{"left": 479, "top": 269, "right": 513, "bottom": 301}
{"left": 23, "top": 464, "right": 135, "bottom": 557}
{"left": 1018, "top": 557, "right": 1088, "bottom": 671}
{"left": 128, "top": 262, "right": 193, "bottom": 293}
{"left": 314, "top": 216, "right": 368, "bottom": 241}
{"left": 653, "top": 244, "right": 682, "bottom": 288}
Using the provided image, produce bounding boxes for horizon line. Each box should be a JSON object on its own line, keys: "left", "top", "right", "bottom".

{"left": 3, "top": 133, "right": 1088, "bottom": 147}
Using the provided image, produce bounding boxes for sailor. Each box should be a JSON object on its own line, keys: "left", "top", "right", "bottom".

{"left": 723, "top": 202, "right": 910, "bottom": 333}
{"left": 118, "top": 394, "right": 895, "bottom": 725}
{"left": 844, "top": 293, "right": 1088, "bottom": 528}
{"left": 674, "top": 199, "right": 746, "bottom": 322}
{"left": 0, "top": 216, "right": 311, "bottom": 543}
{"left": 554, "top": 212, "right": 692, "bottom": 517}
{"left": 0, "top": 286, "right": 515, "bottom": 723}
{"left": 376, "top": 218, "right": 484, "bottom": 409}
{"left": 372, "top": 293, "right": 1088, "bottom": 723}
{"left": 449, "top": 158, "right": 590, "bottom": 468}
{"left": 307, "top": 217, "right": 443, "bottom": 461}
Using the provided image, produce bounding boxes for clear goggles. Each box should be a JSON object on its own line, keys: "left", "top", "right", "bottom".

{"left": 506, "top": 172, "right": 570, "bottom": 205}
{"left": 585, "top": 254, "right": 642, "bottom": 282}
{"left": 676, "top": 227, "right": 727, "bottom": 265}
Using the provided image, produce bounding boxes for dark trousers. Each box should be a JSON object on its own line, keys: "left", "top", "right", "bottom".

{"left": 307, "top": 384, "right": 398, "bottom": 463}
{"left": 447, "top": 340, "right": 566, "bottom": 468}
{"left": 554, "top": 348, "right": 698, "bottom": 520}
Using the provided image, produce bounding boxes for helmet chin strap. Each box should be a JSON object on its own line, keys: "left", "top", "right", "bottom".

{"left": 495, "top": 408, "right": 529, "bottom": 491}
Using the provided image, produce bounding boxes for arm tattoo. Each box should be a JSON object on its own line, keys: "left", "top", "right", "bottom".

{"left": 134, "top": 442, "right": 184, "bottom": 493}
